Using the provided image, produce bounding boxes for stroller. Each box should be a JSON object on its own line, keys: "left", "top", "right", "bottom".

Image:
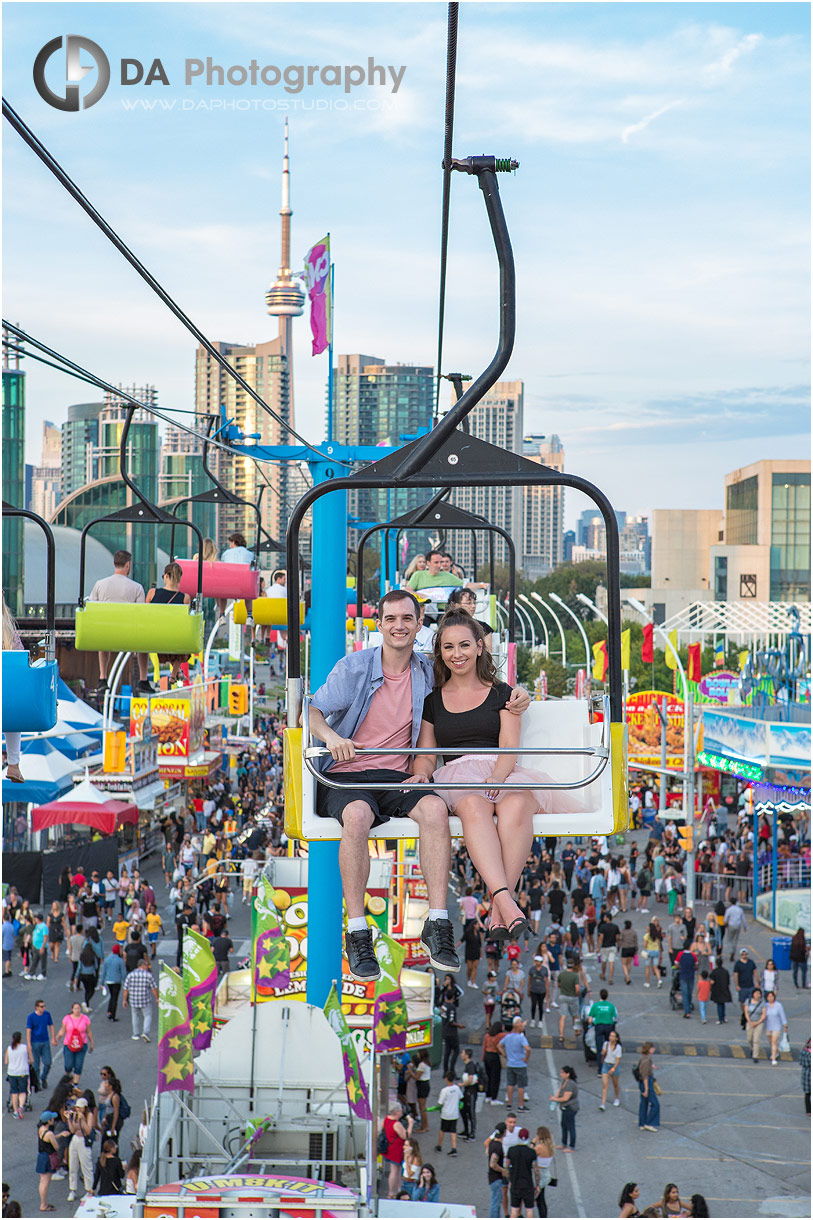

{"left": 669, "top": 964, "right": 694, "bottom": 1013}
{"left": 500, "top": 989, "right": 522, "bottom": 1030}
{"left": 583, "top": 1023, "right": 597, "bottom": 1063}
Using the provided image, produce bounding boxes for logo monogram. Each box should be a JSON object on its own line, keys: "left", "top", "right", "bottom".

{"left": 33, "top": 36, "right": 110, "bottom": 111}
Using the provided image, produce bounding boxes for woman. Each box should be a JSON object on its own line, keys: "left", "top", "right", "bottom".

{"left": 549, "top": 1065, "right": 578, "bottom": 1151}
{"left": 77, "top": 928, "right": 102, "bottom": 1011}
{"left": 790, "top": 927, "right": 809, "bottom": 989}
{"left": 619, "top": 921, "right": 638, "bottom": 985}
{"left": 414, "top": 1050, "right": 431, "bottom": 1133}
{"left": 643, "top": 922, "right": 662, "bottom": 989}
{"left": 413, "top": 1163, "right": 439, "bottom": 1204}
{"left": 5, "top": 1031, "right": 29, "bottom": 1118}
{"left": 66, "top": 1096, "right": 96, "bottom": 1202}
{"left": 102, "top": 1072, "right": 125, "bottom": 1139}
{"left": 745, "top": 988, "right": 766, "bottom": 1062}
{"left": 55, "top": 1001, "right": 93, "bottom": 1081}
{"left": 2, "top": 595, "right": 25, "bottom": 783}
{"left": 402, "top": 1136, "right": 422, "bottom": 1197}
{"left": 415, "top": 612, "right": 548, "bottom": 938}
{"left": 447, "top": 586, "right": 494, "bottom": 652}
{"left": 36, "top": 1109, "right": 67, "bottom": 1212}
{"left": 531, "top": 1127, "right": 555, "bottom": 1217}
{"left": 460, "top": 917, "right": 483, "bottom": 987}
{"left": 764, "top": 990, "right": 789, "bottom": 1065}
{"left": 403, "top": 553, "right": 427, "bottom": 582}
{"left": 619, "top": 1183, "right": 641, "bottom": 1218}
{"left": 403, "top": 1058, "right": 419, "bottom": 1120}
{"left": 125, "top": 1147, "right": 141, "bottom": 1193}
{"left": 688, "top": 1196, "right": 709, "bottom": 1217}
{"left": 97, "top": 1064, "right": 113, "bottom": 1127}
{"left": 637, "top": 1042, "right": 660, "bottom": 1132}
{"left": 710, "top": 961, "right": 731, "bottom": 1024}
{"left": 381, "top": 1104, "right": 413, "bottom": 1199}
{"left": 482, "top": 1020, "right": 507, "bottom": 1104}
{"left": 64, "top": 892, "right": 80, "bottom": 941}
{"left": 800, "top": 1037, "right": 810, "bottom": 1116}
{"left": 117, "top": 870, "right": 130, "bottom": 917}
{"left": 661, "top": 1183, "right": 689, "bottom": 1217}
{"left": 146, "top": 562, "right": 192, "bottom": 682}
{"left": 689, "top": 929, "right": 711, "bottom": 978}
{"left": 46, "top": 902, "right": 64, "bottom": 964}
{"left": 762, "top": 958, "right": 778, "bottom": 997}
{"left": 599, "top": 1029, "right": 623, "bottom": 1110}
{"left": 93, "top": 1138, "right": 124, "bottom": 1196}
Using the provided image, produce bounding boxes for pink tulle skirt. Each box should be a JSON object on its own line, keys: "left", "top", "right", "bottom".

{"left": 432, "top": 753, "right": 553, "bottom": 813}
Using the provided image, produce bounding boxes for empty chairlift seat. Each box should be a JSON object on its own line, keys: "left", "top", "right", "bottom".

{"left": 284, "top": 698, "right": 629, "bottom": 841}
{"left": 74, "top": 602, "right": 204, "bottom": 655}
{"left": 233, "top": 598, "right": 304, "bottom": 627}
{"left": 176, "top": 559, "right": 260, "bottom": 602}
{"left": 2, "top": 651, "right": 58, "bottom": 733}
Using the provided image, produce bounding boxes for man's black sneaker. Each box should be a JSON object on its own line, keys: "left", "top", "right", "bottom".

{"left": 345, "top": 928, "right": 380, "bottom": 982}
{"left": 421, "top": 918, "right": 460, "bottom": 972}
{"left": 137, "top": 680, "right": 155, "bottom": 695}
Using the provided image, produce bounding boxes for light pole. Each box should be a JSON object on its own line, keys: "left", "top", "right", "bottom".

{"left": 519, "top": 594, "right": 549, "bottom": 656}
{"left": 576, "top": 591, "right": 608, "bottom": 626}
{"left": 515, "top": 600, "right": 536, "bottom": 650}
{"left": 532, "top": 593, "right": 567, "bottom": 667}
{"left": 550, "top": 592, "right": 590, "bottom": 673}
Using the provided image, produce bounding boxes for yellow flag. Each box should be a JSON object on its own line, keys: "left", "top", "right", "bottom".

{"left": 664, "top": 629, "right": 678, "bottom": 670}
{"left": 738, "top": 650, "right": 749, "bottom": 672}
{"left": 592, "top": 640, "right": 608, "bottom": 682}
{"left": 620, "top": 629, "right": 631, "bottom": 671}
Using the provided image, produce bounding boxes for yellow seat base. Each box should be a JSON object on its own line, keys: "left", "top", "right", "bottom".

{"left": 234, "top": 598, "right": 304, "bottom": 626}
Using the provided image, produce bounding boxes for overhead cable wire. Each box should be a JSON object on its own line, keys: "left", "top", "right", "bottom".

{"left": 433, "top": 2, "right": 459, "bottom": 425}
{"left": 2, "top": 98, "right": 352, "bottom": 469}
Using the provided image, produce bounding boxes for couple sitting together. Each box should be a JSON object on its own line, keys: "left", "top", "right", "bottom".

{"left": 310, "top": 589, "right": 551, "bottom": 982}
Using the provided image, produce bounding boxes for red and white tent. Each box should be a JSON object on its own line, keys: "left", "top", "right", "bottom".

{"left": 31, "top": 776, "right": 138, "bottom": 835}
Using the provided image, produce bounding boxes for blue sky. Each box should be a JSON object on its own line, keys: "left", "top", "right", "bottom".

{"left": 3, "top": 1, "right": 810, "bottom": 530}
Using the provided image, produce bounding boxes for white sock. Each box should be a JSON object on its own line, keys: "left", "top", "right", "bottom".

{"left": 347, "top": 917, "right": 368, "bottom": 934}
{"left": 428, "top": 909, "right": 448, "bottom": 922}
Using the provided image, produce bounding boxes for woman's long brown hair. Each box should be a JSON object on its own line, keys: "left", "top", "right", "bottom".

{"left": 432, "top": 610, "right": 497, "bottom": 689}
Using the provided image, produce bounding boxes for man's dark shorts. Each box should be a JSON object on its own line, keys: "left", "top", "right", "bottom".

{"left": 316, "top": 768, "right": 427, "bottom": 828}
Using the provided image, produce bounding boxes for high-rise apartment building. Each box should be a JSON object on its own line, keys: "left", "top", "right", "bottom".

{"left": 30, "top": 421, "right": 62, "bottom": 521}
{"left": 521, "top": 434, "right": 565, "bottom": 578}
{"left": 450, "top": 380, "right": 524, "bottom": 572}
{"left": 60, "top": 401, "right": 105, "bottom": 501}
{"left": 159, "top": 423, "right": 218, "bottom": 549}
{"left": 331, "top": 355, "right": 434, "bottom": 538}
{"left": 2, "top": 333, "right": 25, "bottom": 617}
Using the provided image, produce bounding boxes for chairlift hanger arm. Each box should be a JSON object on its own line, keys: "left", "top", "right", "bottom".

{"left": 1, "top": 504, "right": 56, "bottom": 644}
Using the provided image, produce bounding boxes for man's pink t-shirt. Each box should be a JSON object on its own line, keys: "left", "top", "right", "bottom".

{"left": 333, "top": 666, "right": 413, "bottom": 774}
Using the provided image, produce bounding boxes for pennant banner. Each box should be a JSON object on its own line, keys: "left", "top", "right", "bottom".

{"left": 592, "top": 639, "right": 608, "bottom": 683}
{"left": 373, "top": 929, "right": 408, "bottom": 1053}
{"left": 252, "top": 875, "right": 291, "bottom": 1001}
{"left": 687, "top": 643, "right": 702, "bottom": 684}
{"left": 641, "top": 622, "right": 654, "bottom": 664}
{"left": 304, "top": 236, "right": 332, "bottom": 355}
{"left": 182, "top": 927, "right": 217, "bottom": 1050}
{"left": 620, "top": 629, "right": 631, "bottom": 672}
{"left": 323, "top": 983, "right": 373, "bottom": 1121}
{"left": 714, "top": 640, "right": 726, "bottom": 668}
{"left": 157, "top": 964, "right": 194, "bottom": 1095}
{"left": 664, "top": 629, "right": 679, "bottom": 671}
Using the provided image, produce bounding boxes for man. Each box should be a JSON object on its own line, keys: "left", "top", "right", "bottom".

{"left": 560, "top": 842, "right": 576, "bottom": 890}
{"left": 587, "top": 988, "right": 618, "bottom": 1072}
{"left": 212, "top": 925, "right": 234, "bottom": 978}
{"left": 413, "top": 598, "right": 436, "bottom": 654}
{"left": 589, "top": 867, "right": 607, "bottom": 909}
{"left": 267, "top": 569, "right": 287, "bottom": 597}
{"left": 459, "top": 1047, "right": 481, "bottom": 1140}
{"left": 123, "top": 957, "right": 158, "bottom": 1042}
{"left": 596, "top": 910, "right": 620, "bottom": 984}
{"left": 547, "top": 880, "right": 565, "bottom": 927}
{"left": 88, "top": 549, "right": 152, "bottom": 694}
{"left": 527, "top": 955, "right": 549, "bottom": 1027}
{"left": 124, "top": 930, "right": 149, "bottom": 976}
{"left": 676, "top": 946, "right": 697, "bottom": 1019}
{"left": 500, "top": 1017, "right": 531, "bottom": 1112}
{"left": 102, "top": 870, "right": 118, "bottom": 921}
{"left": 308, "top": 587, "right": 529, "bottom": 980}
{"left": 557, "top": 956, "right": 589, "bottom": 1042}
{"left": 435, "top": 1070, "right": 463, "bottom": 1155}
{"left": 486, "top": 1122, "right": 509, "bottom": 1219}
{"left": 26, "top": 998, "right": 55, "bottom": 1090}
{"left": 734, "top": 948, "right": 759, "bottom": 1017}
{"left": 440, "top": 990, "right": 462, "bottom": 1076}
{"left": 653, "top": 849, "right": 666, "bottom": 903}
{"left": 507, "top": 1127, "right": 538, "bottom": 1219}
{"left": 724, "top": 899, "right": 747, "bottom": 960}
{"left": 407, "top": 549, "right": 463, "bottom": 592}
{"left": 221, "top": 532, "right": 254, "bottom": 566}
{"left": 99, "top": 943, "right": 127, "bottom": 1021}
{"left": 241, "top": 852, "right": 260, "bottom": 903}
{"left": 28, "top": 913, "right": 48, "bottom": 980}
{"left": 668, "top": 913, "right": 685, "bottom": 967}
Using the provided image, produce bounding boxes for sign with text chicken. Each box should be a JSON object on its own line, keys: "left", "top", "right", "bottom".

{"left": 626, "top": 690, "right": 685, "bottom": 770}
{"left": 130, "top": 688, "right": 205, "bottom": 758}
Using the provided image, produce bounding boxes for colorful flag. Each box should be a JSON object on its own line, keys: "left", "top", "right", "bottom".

{"left": 252, "top": 875, "right": 291, "bottom": 1001}
{"left": 323, "top": 983, "right": 372, "bottom": 1121}
{"left": 304, "top": 236, "right": 332, "bottom": 355}
{"left": 714, "top": 640, "right": 725, "bottom": 668}
{"left": 373, "top": 929, "right": 408, "bottom": 1053}
{"left": 664, "top": 629, "right": 679, "bottom": 671}
{"left": 182, "top": 927, "right": 217, "bottom": 1051}
{"left": 738, "top": 649, "right": 750, "bottom": 673}
{"left": 620, "top": 629, "right": 631, "bottom": 671}
{"left": 687, "top": 643, "right": 702, "bottom": 683}
{"left": 592, "top": 639, "right": 608, "bottom": 682}
{"left": 641, "top": 622, "right": 654, "bottom": 664}
{"left": 157, "top": 964, "right": 194, "bottom": 1095}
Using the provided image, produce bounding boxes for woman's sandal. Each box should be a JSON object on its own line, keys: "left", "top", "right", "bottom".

{"left": 488, "top": 887, "right": 510, "bottom": 940}
{"left": 507, "top": 916, "right": 532, "bottom": 939}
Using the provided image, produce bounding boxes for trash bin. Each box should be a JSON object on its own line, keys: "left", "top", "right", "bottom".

{"left": 772, "top": 937, "right": 792, "bottom": 971}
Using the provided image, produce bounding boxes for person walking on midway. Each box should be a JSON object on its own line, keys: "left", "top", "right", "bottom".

{"left": 436, "top": 1071, "right": 463, "bottom": 1156}
{"left": 5, "top": 1032, "right": 29, "bottom": 1119}
{"left": 550, "top": 1065, "right": 579, "bottom": 1151}
{"left": 710, "top": 959, "right": 732, "bottom": 1024}
{"left": 99, "top": 943, "right": 127, "bottom": 1022}
{"left": 26, "top": 999, "right": 55, "bottom": 1092}
{"left": 800, "top": 1037, "right": 810, "bottom": 1116}
{"left": 764, "top": 990, "right": 789, "bottom": 1066}
{"left": 123, "top": 958, "right": 158, "bottom": 1043}
{"left": 459, "top": 1047, "right": 481, "bottom": 1140}
{"left": 500, "top": 1017, "right": 531, "bottom": 1112}
{"left": 745, "top": 987, "right": 766, "bottom": 1061}
{"left": 486, "top": 1121, "right": 509, "bottom": 1218}
{"left": 723, "top": 898, "right": 747, "bottom": 960}
{"left": 619, "top": 921, "right": 638, "bottom": 985}
{"left": 636, "top": 1041, "right": 659, "bottom": 1132}
{"left": 599, "top": 1030, "right": 623, "bottom": 1110}
{"left": 790, "top": 927, "right": 809, "bottom": 989}
{"left": 588, "top": 988, "right": 618, "bottom": 1074}
{"left": 507, "top": 1127, "right": 538, "bottom": 1217}
{"left": 381, "top": 1103, "right": 413, "bottom": 1198}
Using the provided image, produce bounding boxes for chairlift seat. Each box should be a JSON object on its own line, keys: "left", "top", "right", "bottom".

{"left": 2, "top": 652, "right": 58, "bottom": 732}
{"left": 75, "top": 602, "right": 204, "bottom": 654}
{"left": 176, "top": 559, "right": 260, "bottom": 601}
{"left": 234, "top": 598, "right": 304, "bottom": 627}
{"left": 284, "top": 699, "right": 629, "bottom": 841}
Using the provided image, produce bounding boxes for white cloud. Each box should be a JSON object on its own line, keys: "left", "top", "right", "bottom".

{"left": 621, "top": 100, "right": 684, "bottom": 144}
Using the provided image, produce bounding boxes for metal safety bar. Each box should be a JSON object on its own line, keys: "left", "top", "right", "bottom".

{"left": 1, "top": 504, "right": 56, "bottom": 660}
{"left": 301, "top": 694, "right": 611, "bottom": 792}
